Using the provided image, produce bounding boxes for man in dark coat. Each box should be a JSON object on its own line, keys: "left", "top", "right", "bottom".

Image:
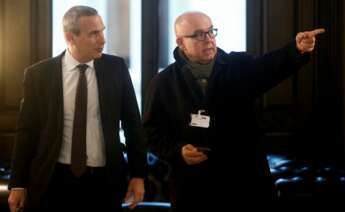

{"left": 143, "top": 11, "right": 324, "bottom": 211}
{"left": 8, "top": 5, "right": 147, "bottom": 212}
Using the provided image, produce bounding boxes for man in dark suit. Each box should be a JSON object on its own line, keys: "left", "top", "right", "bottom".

{"left": 8, "top": 5, "right": 147, "bottom": 212}
{"left": 143, "top": 11, "right": 324, "bottom": 211}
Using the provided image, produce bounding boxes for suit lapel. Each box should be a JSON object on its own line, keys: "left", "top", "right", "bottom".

{"left": 94, "top": 56, "right": 123, "bottom": 171}
{"left": 94, "top": 58, "right": 108, "bottom": 125}
{"left": 49, "top": 54, "right": 64, "bottom": 140}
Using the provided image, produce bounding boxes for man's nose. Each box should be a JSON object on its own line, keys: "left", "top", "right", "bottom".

{"left": 204, "top": 33, "right": 213, "bottom": 41}
{"left": 99, "top": 32, "right": 106, "bottom": 44}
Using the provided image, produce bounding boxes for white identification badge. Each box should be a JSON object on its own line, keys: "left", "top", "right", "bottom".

{"left": 189, "top": 110, "right": 210, "bottom": 128}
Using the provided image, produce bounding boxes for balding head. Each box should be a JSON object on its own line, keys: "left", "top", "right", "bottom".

{"left": 174, "top": 11, "right": 213, "bottom": 37}
{"left": 173, "top": 11, "right": 217, "bottom": 64}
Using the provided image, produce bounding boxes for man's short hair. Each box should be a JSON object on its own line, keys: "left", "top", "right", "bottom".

{"left": 63, "top": 5, "right": 98, "bottom": 35}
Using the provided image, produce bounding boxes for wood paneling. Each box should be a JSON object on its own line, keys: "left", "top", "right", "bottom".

{"left": 30, "top": 0, "right": 52, "bottom": 63}
{"left": 343, "top": 1, "right": 345, "bottom": 163}
{"left": 294, "top": 0, "right": 345, "bottom": 164}
{"left": 1, "top": 0, "right": 31, "bottom": 110}
{"left": 247, "top": 0, "right": 345, "bottom": 164}
{"left": 0, "top": 0, "right": 51, "bottom": 162}
{"left": 0, "top": 0, "right": 4, "bottom": 109}
{"left": 248, "top": 0, "right": 306, "bottom": 139}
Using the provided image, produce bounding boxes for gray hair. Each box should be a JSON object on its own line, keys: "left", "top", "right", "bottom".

{"left": 63, "top": 5, "right": 98, "bottom": 35}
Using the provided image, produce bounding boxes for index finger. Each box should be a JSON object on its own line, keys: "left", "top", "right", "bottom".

{"left": 310, "top": 28, "right": 325, "bottom": 36}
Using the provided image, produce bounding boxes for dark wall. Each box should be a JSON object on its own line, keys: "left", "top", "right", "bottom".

{"left": 0, "top": 0, "right": 51, "bottom": 164}
{"left": 247, "top": 0, "right": 345, "bottom": 165}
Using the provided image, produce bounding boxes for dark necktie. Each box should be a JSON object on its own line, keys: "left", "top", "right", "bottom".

{"left": 71, "top": 64, "right": 88, "bottom": 177}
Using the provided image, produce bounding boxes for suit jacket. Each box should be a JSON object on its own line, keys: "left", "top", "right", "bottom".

{"left": 9, "top": 52, "right": 147, "bottom": 207}
{"left": 143, "top": 42, "right": 309, "bottom": 209}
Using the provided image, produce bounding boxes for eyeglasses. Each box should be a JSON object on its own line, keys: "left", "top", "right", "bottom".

{"left": 183, "top": 28, "right": 218, "bottom": 41}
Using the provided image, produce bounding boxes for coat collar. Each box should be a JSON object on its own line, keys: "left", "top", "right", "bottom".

{"left": 48, "top": 52, "right": 64, "bottom": 145}
{"left": 173, "top": 47, "right": 228, "bottom": 69}
{"left": 172, "top": 47, "right": 228, "bottom": 109}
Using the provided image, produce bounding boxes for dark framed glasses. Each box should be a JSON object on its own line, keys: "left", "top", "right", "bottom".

{"left": 183, "top": 28, "right": 218, "bottom": 41}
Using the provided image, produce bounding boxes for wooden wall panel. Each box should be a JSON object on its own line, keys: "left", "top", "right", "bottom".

{"left": 248, "top": 0, "right": 345, "bottom": 163}
{"left": 296, "top": 0, "right": 316, "bottom": 117}
{"left": 255, "top": 0, "right": 302, "bottom": 139}
{"left": 0, "top": 0, "right": 31, "bottom": 163}
{"left": 0, "top": 0, "right": 51, "bottom": 163}
{"left": 2, "top": 0, "right": 31, "bottom": 109}
{"left": 30, "top": 0, "right": 52, "bottom": 63}
{"left": 0, "top": 0, "right": 4, "bottom": 108}
{"left": 263, "top": 0, "right": 294, "bottom": 108}
{"left": 343, "top": 1, "right": 345, "bottom": 163}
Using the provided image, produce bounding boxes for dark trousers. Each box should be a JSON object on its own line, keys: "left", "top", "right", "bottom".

{"left": 26, "top": 163, "right": 123, "bottom": 212}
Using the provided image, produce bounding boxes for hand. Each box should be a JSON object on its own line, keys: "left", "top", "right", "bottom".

{"left": 124, "top": 178, "right": 145, "bottom": 210}
{"left": 296, "top": 28, "right": 325, "bottom": 54}
{"left": 8, "top": 189, "right": 26, "bottom": 212}
{"left": 181, "top": 144, "right": 208, "bottom": 165}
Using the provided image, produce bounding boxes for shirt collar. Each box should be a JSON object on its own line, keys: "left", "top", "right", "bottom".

{"left": 63, "top": 49, "right": 94, "bottom": 72}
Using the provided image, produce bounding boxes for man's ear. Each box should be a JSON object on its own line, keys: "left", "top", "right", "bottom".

{"left": 176, "top": 37, "right": 185, "bottom": 50}
{"left": 64, "top": 31, "right": 74, "bottom": 44}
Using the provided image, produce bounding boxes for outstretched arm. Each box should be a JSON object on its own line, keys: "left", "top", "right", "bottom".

{"left": 296, "top": 28, "right": 325, "bottom": 54}
{"left": 237, "top": 27, "right": 325, "bottom": 97}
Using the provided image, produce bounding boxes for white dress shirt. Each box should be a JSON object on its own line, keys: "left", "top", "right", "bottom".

{"left": 57, "top": 49, "right": 106, "bottom": 167}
